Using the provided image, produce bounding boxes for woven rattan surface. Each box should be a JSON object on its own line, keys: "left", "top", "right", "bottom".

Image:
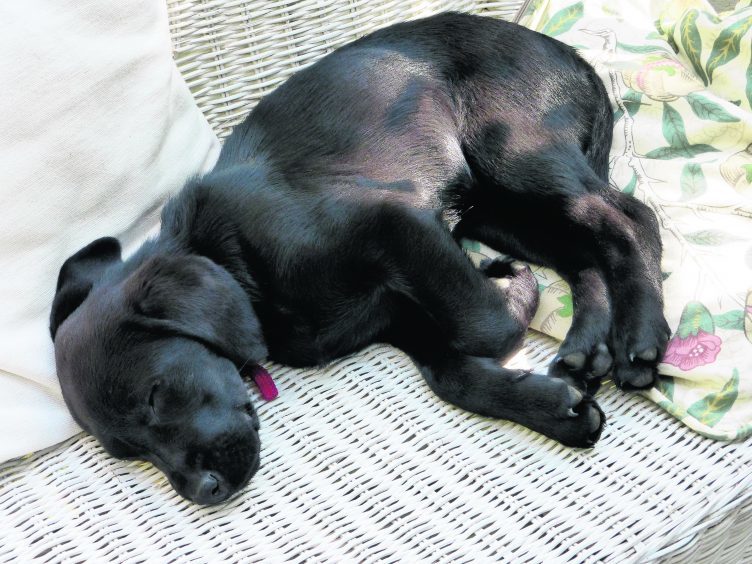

{"left": 2, "top": 338, "right": 751, "bottom": 562}
{"left": 167, "top": 0, "right": 522, "bottom": 139}
{"left": 1, "top": 1, "right": 751, "bottom": 562}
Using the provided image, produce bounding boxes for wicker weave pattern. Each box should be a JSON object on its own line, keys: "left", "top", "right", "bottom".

{"left": 167, "top": 0, "right": 521, "bottom": 139}
{"left": 2, "top": 339, "right": 751, "bottom": 562}
{"left": 2, "top": 1, "right": 752, "bottom": 561}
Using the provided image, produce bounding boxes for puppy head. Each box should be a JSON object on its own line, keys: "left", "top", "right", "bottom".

{"left": 51, "top": 237, "right": 267, "bottom": 505}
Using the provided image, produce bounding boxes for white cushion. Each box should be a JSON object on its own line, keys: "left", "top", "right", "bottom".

{"left": 0, "top": 0, "right": 220, "bottom": 461}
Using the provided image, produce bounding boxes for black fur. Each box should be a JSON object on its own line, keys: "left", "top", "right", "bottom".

{"left": 50, "top": 13, "right": 669, "bottom": 505}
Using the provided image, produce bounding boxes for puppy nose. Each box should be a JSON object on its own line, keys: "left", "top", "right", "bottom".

{"left": 190, "top": 472, "right": 227, "bottom": 505}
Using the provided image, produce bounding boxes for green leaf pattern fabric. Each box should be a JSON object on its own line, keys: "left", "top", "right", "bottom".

{"left": 465, "top": 0, "right": 752, "bottom": 440}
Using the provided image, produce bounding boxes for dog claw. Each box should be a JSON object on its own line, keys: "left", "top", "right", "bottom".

{"left": 567, "top": 408, "right": 577, "bottom": 418}
{"left": 568, "top": 386, "right": 583, "bottom": 405}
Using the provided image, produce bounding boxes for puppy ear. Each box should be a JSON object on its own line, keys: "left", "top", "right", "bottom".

{"left": 129, "top": 255, "right": 267, "bottom": 366}
{"left": 50, "top": 237, "right": 122, "bottom": 340}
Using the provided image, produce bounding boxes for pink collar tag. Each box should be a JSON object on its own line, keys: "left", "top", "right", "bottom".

{"left": 250, "top": 365, "right": 278, "bottom": 401}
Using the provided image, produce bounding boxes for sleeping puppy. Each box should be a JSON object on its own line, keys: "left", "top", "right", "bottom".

{"left": 50, "top": 13, "right": 669, "bottom": 505}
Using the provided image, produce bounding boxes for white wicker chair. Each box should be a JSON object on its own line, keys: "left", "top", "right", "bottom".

{"left": 2, "top": 1, "right": 751, "bottom": 561}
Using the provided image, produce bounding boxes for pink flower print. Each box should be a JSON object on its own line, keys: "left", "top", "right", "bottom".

{"left": 663, "top": 330, "right": 722, "bottom": 371}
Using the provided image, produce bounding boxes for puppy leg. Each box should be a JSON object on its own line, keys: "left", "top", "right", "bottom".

{"left": 457, "top": 215, "right": 613, "bottom": 392}
{"left": 599, "top": 190, "right": 671, "bottom": 389}
{"left": 419, "top": 354, "right": 604, "bottom": 447}
{"left": 562, "top": 190, "right": 670, "bottom": 390}
{"left": 386, "top": 267, "right": 604, "bottom": 447}
{"left": 375, "top": 205, "right": 604, "bottom": 446}
{"left": 455, "top": 147, "right": 669, "bottom": 390}
{"left": 549, "top": 268, "right": 612, "bottom": 393}
{"left": 375, "top": 204, "right": 538, "bottom": 360}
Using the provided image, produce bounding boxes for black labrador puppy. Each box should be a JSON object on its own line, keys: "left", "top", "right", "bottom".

{"left": 50, "top": 13, "right": 669, "bottom": 505}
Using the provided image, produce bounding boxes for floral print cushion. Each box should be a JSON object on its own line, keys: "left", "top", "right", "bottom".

{"left": 466, "top": 0, "right": 752, "bottom": 440}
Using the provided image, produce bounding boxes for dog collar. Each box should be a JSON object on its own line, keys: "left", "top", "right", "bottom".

{"left": 249, "top": 365, "right": 278, "bottom": 401}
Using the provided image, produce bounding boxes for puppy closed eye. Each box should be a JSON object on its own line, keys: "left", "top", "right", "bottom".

{"left": 148, "top": 383, "right": 160, "bottom": 419}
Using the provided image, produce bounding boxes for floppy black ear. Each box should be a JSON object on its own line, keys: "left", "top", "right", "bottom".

{"left": 50, "top": 237, "right": 122, "bottom": 340}
{"left": 128, "top": 255, "right": 267, "bottom": 366}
